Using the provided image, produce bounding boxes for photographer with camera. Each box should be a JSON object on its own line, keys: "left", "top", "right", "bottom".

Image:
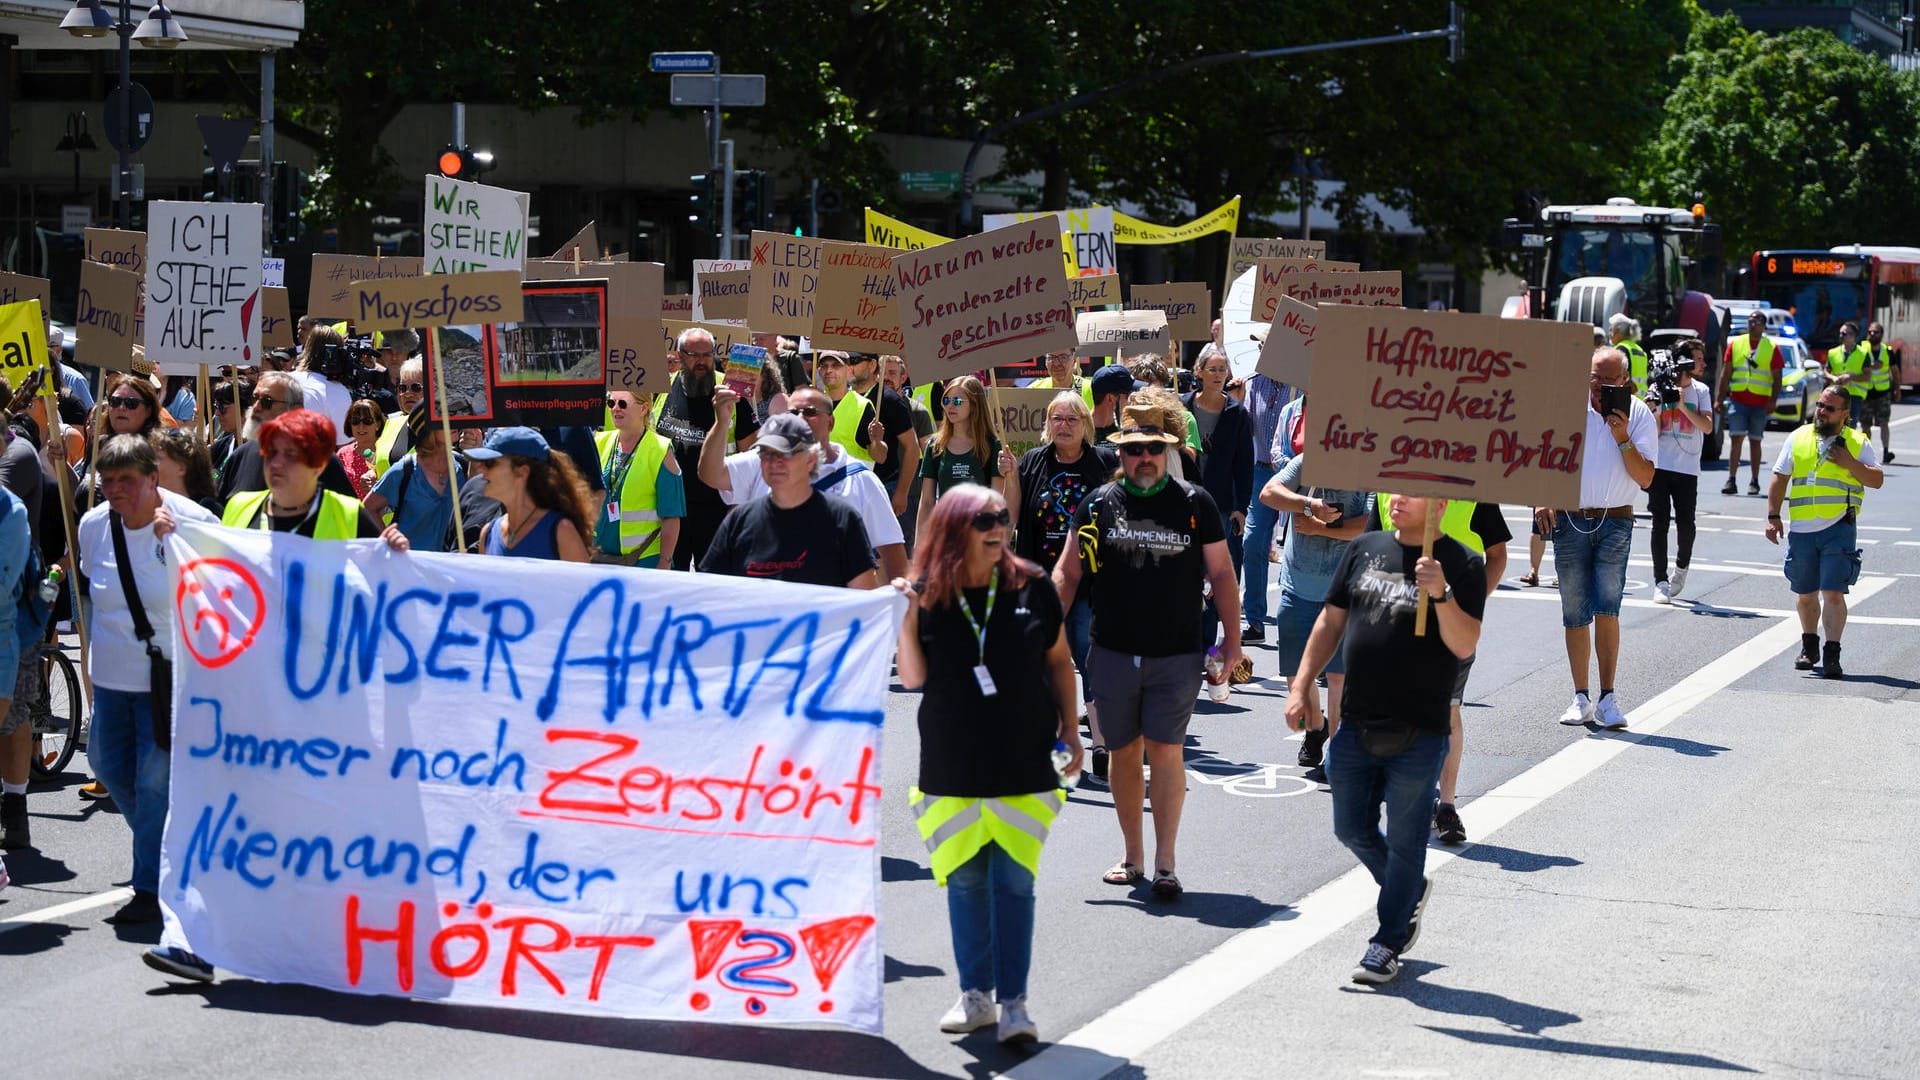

{"left": 292, "top": 327, "right": 357, "bottom": 443}
{"left": 1647, "top": 340, "right": 1715, "bottom": 605}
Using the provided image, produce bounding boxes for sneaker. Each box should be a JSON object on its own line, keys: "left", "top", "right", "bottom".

{"left": 1721, "top": 477, "right": 1738, "bottom": 495}
{"left": 0, "top": 792, "right": 28, "bottom": 851}
{"left": 1654, "top": 581, "right": 1672, "bottom": 605}
{"left": 1403, "top": 876, "right": 1436, "bottom": 954}
{"left": 1297, "top": 728, "right": 1326, "bottom": 768}
{"left": 1595, "top": 693, "right": 1629, "bottom": 731}
{"left": 1748, "top": 479, "right": 1760, "bottom": 496}
{"left": 1886, "top": 450, "right": 1896, "bottom": 463}
{"left": 1090, "top": 747, "right": 1109, "bottom": 782}
{"left": 1821, "top": 642, "right": 1844, "bottom": 680}
{"left": 938, "top": 989, "right": 996, "bottom": 1034}
{"left": 1433, "top": 803, "right": 1466, "bottom": 845}
{"left": 1669, "top": 567, "right": 1688, "bottom": 599}
{"left": 997, "top": 996, "right": 1038, "bottom": 1045}
{"left": 78, "top": 780, "right": 112, "bottom": 801}
{"left": 1242, "top": 623, "right": 1266, "bottom": 644}
{"left": 107, "top": 890, "right": 163, "bottom": 925}
{"left": 142, "top": 945, "right": 215, "bottom": 983}
{"left": 1351, "top": 942, "right": 1401, "bottom": 985}
{"left": 1557, "top": 693, "right": 1595, "bottom": 726}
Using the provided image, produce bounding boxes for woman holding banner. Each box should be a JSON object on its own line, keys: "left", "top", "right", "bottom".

{"left": 894, "top": 482, "right": 1080, "bottom": 1046}
{"left": 914, "top": 376, "right": 1015, "bottom": 544}
{"left": 469, "top": 427, "right": 593, "bottom": 563}
{"left": 218, "top": 411, "right": 405, "bottom": 546}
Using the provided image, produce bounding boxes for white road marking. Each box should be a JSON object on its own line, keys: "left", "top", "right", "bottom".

{"left": 0, "top": 888, "right": 134, "bottom": 936}
{"left": 1006, "top": 577, "right": 1893, "bottom": 1080}
{"left": 1858, "top": 525, "right": 1910, "bottom": 533}
{"left": 1896, "top": 541, "right": 1920, "bottom": 548}
{"left": 1494, "top": 588, "right": 1920, "bottom": 626}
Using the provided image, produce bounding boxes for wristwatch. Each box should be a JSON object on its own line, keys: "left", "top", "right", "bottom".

{"left": 1433, "top": 585, "right": 1453, "bottom": 605}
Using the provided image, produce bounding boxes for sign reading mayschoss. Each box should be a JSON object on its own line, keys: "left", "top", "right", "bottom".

{"left": 144, "top": 201, "right": 262, "bottom": 374}
{"left": 158, "top": 524, "right": 900, "bottom": 1031}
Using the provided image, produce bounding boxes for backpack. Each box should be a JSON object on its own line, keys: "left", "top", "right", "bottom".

{"left": 0, "top": 493, "right": 51, "bottom": 656}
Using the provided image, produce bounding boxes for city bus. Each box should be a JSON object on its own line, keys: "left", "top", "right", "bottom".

{"left": 1751, "top": 246, "right": 1920, "bottom": 389}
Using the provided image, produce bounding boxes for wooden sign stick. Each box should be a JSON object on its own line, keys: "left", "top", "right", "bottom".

{"left": 1412, "top": 506, "right": 1439, "bottom": 638}
{"left": 429, "top": 350, "right": 467, "bottom": 554}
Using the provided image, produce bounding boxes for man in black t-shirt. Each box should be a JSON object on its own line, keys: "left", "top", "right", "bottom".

{"left": 1288, "top": 493, "right": 1484, "bottom": 986}
{"left": 654, "top": 328, "right": 761, "bottom": 570}
{"left": 1054, "top": 404, "right": 1242, "bottom": 900}
{"left": 847, "top": 354, "right": 920, "bottom": 517}
{"left": 701, "top": 414, "right": 877, "bottom": 589}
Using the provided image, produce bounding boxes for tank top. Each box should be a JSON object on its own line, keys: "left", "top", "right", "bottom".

{"left": 483, "top": 509, "right": 565, "bottom": 560}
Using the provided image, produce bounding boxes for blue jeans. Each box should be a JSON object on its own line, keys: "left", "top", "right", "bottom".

{"left": 1785, "top": 518, "right": 1861, "bottom": 594}
{"left": 1064, "top": 594, "right": 1093, "bottom": 702}
{"left": 945, "top": 843, "right": 1036, "bottom": 1000}
{"left": 89, "top": 686, "right": 169, "bottom": 895}
{"left": 1328, "top": 724, "right": 1449, "bottom": 951}
{"left": 1242, "top": 463, "right": 1279, "bottom": 626}
{"left": 1552, "top": 514, "right": 1632, "bottom": 628}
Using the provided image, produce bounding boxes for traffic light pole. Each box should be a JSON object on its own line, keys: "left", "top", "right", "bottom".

{"left": 721, "top": 139, "right": 737, "bottom": 259}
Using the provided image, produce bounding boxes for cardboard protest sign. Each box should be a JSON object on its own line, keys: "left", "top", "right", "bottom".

{"left": 891, "top": 219, "right": 1076, "bottom": 382}
{"left": 0, "top": 274, "right": 53, "bottom": 324}
{"left": 698, "top": 269, "right": 751, "bottom": 323}
{"left": 85, "top": 227, "right": 146, "bottom": 276}
{"left": 983, "top": 208, "right": 1118, "bottom": 277}
{"left": 75, "top": 261, "right": 139, "bottom": 371}
{"left": 1255, "top": 294, "right": 1317, "bottom": 387}
{"left": 346, "top": 270, "right": 524, "bottom": 332}
{"left": 1302, "top": 306, "right": 1593, "bottom": 507}
{"left": 309, "top": 255, "right": 423, "bottom": 320}
{"left": 144, "top": 201, "right": 262, "bottom": 374}
{"left": 1066, "top": 273, "right": 1120, "bottom": 310}
{"left": 1284, "top": 270, "right": 1403, "bottom": 309}
{"left": 0, "top": 300, "right": 50, "bottom": 388}
{"left": 1076, "top": 310, "right": 1170, "bottom": 357}
{"left": 724, "top": 342, "right": 768, "bottom": 397}
{"left": 262, "top": 286, "right": 294, "bottom": 349}
{"left": 1252, "top": 258, "right": 1360, "bottom": 321}
{"left": 547, "top": 220, "right": 599, "bottom": 263}
{"left": 812, "top": 241, "right": 903, "bottom": 354}
{"left": 662, "top": 293, "right": 693, "bottom": 318}
{"left": 423, "top": 174, "right": 531, "bottom": 275}
{"left": 864, "top": 207, "right": 948, "bottom": 251}
{"left": 528, "top": 260, "right": 666, "bottom": 396}
{"left": 426, "top": 278, "right": 608, "bottom": 428}
{"left": 1128, "top": 283, "right": 1212, "bottom": 340}
{"left": 159, "top": 522, "right": 896, "bottom": 1032}
{"left": 991, "top": 386, "right": 1064, "bottom": 459}
{"left": 749, "top": 231, "right": 824, "bottom": 334}
{"left": 692, "top": 258, "right": 750, "bottom": 322}
{"left": 1228, "top": 236, "right": 1326, "bottom": 297}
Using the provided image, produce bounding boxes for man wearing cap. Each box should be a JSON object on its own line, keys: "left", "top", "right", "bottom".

{"left": 653, "top": 327, "right": 760, "bottom": 570}
{"left": 847, "top": 352, "right": 920, "bottom": 517}
{"left": 1089, "top": 364, "right": 1138, "bottom": 445}
{"left": 815, "top": 351, "right": 880, "bottom": 465}
{"left": 1053, "top": 403, "right": 1243, "bottom": 899}
{"left": 364, "top": 404, "right": 464, "bottom": 552}
{"left": 700, "top": 385, "right": 907, "bottom": 581}
{"left": 1032, "top": 348, "right": 1096, "bottom": 408}
{"left": 700, "top": 413, "right": 879, "bottom": 589}
{"left": 592, "top": 390, "right": 685, "bottom": 568}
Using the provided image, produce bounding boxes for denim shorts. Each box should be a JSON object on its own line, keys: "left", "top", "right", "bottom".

{"left": 1724, "top": 400, "right": 1771, "bottom": 439}
{"left": 1273, "top": 588, "right": 1344, "bottom": 678}
{"left": 1553, "top": 514, "right": 1632, "bottom": 627}
{"left": 1785, "top": 519, "right": 1862, "bottom": 595}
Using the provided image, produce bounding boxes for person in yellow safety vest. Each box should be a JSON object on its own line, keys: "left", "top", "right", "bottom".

{"left": 892, "top": 482, "right": 1081, "bottom": 1046}
{"left": 1716, "top": 311, "right": 1785, "bottom": 496}
{"left": 1765, "top": 385, "right": 1884, "bottom": 679}
{"left": 1375, "top": 496, "right": 1484, "bottom": 555}
{"left": 1609, "top": 313, "right": 1649, "bottom": 389}
{"left": 1031, "top": 348, "right": 1096, "bottom": 408}
{"left": 1862, "top": 321, "right": 1899, "bottom": 463}
{"left": 219, "top": 409, "right": 405, "bottom": 546}
{"left": 593, "top": 389, "right": 685, "bottom": 567}
{"left": 1825, "top": 320, "right": 1871, "bottom": 430}
{"left": 814, "top": 351, "right": 880, "bottom": 464}
{"left": 371, "top": 357, "right": 427, "bottom": 477}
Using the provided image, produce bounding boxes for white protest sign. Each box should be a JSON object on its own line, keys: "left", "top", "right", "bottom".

{"left": 262, "top": 257, "right": 286, "bottom": 289}
{"left": 424, "top": 174, "right": 531, "bottom": 275}
{"left": 159, "top": 524, "right": 899, "bottom": 1032}
{"left": 1075, "top": 309, "right": 1170, "bottom": 356}
{"left": 144, "top": 201, "right": 263, "bottom": 374}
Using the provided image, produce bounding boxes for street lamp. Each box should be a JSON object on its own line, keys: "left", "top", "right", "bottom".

{"left": 59, "top": 0, "right": 188, "bottom": 227}
{"left": 53, "top": 111, "right": 98, "bottom": 196}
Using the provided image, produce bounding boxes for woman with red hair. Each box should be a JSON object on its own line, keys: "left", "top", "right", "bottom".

{"left": 892, "top": 482, "right": 1080, "bottom": 1046}
{"left": 216, "top": 410, "right": 402, "bottom": 545}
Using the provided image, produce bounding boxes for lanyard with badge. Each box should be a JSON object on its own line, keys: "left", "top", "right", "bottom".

{"left": 956, "top": 568, "right": 1000, "bottom": 697}
{"left": 602, "top": 446, "right": 636, "bottom": 524}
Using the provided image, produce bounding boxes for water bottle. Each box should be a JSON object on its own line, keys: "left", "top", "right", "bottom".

{"left": 1203, "top": 647, "right": 1231, "bottom": 702}
{"left": 36, "top": 566, "right": 64, "bottom": 606}
{"left": 1051, "top": 741, "right": 1079, "bottom": 791}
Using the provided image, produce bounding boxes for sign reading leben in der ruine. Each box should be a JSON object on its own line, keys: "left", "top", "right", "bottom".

{"left": 749, "top": 231, "right": 825, "bottom": 335}
{"left": 1127, "top": 283, "right": 1212, "bottom": 340}
{"left": 347, "top": 270, "right": 525, "bottom": 333}
{"left": 309, "top": 255, "right": 423, "bottom": 320}
{"left": 1303, "top": 306, "right": 1592, "bottom": 508}
{"left": 891, "top": 219, "right": 1076, "bottom": 382}
{"left": 1252, "top": 258, "right": 1360, "bottom": 322}
{"left": 1075, "top": 310, "right": 1170, "bottom": 356}
{"left": 76, "top": 260, "right": 139, "bottom": 371}
{"left": 812, "top": 241, "right": 904, "bottom": 354}
{"left": 527, "top": 260, "right": 666, "bottom": 396}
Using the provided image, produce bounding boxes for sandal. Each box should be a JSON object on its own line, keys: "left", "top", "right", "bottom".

{"left": 1102, "top": 861, "right": 1144, "bottom": 886}
{"left": 1518, "top": 572, "right": 1538, "bottom": 588}
{"left": 1151, "top": 870, "right": 1183, "bottom": 899}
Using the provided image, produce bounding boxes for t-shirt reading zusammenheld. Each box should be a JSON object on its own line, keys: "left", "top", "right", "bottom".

{"left": 1323, "top": 530, "right": 1487, "bottom": 735}
{"left": 700, "top": 490, "right": 877, "bottom": 587}
{"left": 1070, "top": 477, "right": 1225, "bottom": 657}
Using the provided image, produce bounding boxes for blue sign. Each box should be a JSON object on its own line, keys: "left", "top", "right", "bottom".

{"left": 650, "top": 52, "right": 717, "bottom": 74}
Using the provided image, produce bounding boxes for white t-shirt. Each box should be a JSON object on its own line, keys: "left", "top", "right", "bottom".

{"left": 720, "top": 442, "right": 906, "bottom": 548}
{"left": 1772, "top": 430, "right": 1879, "bottom": 533}
{"left": 292, "top": 371, "right": 354, "bottom": 444}
{"left": 78, "top": 490, "right": 219, "bottom": 691}
{"left": 1654, "top": 380, "right": 1714, "bottom": 476}
{"left": 1578, "top": 397, "right": 1658, "bottom": 509}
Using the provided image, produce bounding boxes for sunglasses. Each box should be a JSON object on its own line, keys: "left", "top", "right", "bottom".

{"left": 107, "top": 395, "right": 145, "bottom": 409}
{"left": 399, "top": 382, "right": 425, "bottom": 394}
{"left": 606, "top": 397, "right": 632, "bottom": 409}
{"left": 253, "top": 396, "right": 287, "bottom": 409}
{"left": 792, "top": 405, "right": 827, "bottom": 417}
{"left": 941, "top": 396, "right": 969, "bottom": 407}
{"left": 681, "top": 349, "right": 714, "bottom": 358}
{"left": 970, "top": 508, "right": 1012, "bottom": 531}
{"left": 1815, "top": 402, "right": 1843, "bottom": 414}
{"left": 1119, "top": 443, "right": 1167, "bottom": 458}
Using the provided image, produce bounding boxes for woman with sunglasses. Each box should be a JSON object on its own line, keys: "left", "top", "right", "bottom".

{"left": 81, "top": 375, "right": 165, "bottom": 495}
{"left": 211, "top": 411, "right": 403, "bottom": 546}
{"left": 592, "top": 390, "right": 685, "bottom": 567}
{"left": 207, "top": 377, "right": 252, "bottom": 475}
{"left": 915, "top": 375, "right": 1015, "bottom": 545}
{"left": 369, "top": 358, "right": 426, "bottom": 477}
{"left": 469, "top": 427, "right": 593, "bottom": 563}
{"left": 336, "top": 399, "right": 385, "bottom": 498}
{"left": 894, "top": 482, "right": 1080, "bottom": 1046}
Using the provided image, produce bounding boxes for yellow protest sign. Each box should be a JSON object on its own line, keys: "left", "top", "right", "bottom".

{"left": 864, "top": 208, "right": 950, "bottom": 251}
{"left": 0, "top": 300, "right": 51, "bottom": 391}
{"left": 1112, "top": 197, "right": 1242, "bottom": 245}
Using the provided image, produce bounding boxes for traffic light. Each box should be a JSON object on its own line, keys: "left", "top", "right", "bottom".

{"left": 437, "top": 144, "right": 494, "bottom": 181}
{"left": 732, "top": 170, "right": 772, "bottom": 232}
{"left": 689, "top": 173, "right": 717, "bottom": 241}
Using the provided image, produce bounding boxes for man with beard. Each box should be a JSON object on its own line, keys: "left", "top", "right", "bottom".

{"left": 653, "top": 327, "right": 760, "bottom": 569}
{"left": 215, "top": 372, "right": 358, "bottom": 503}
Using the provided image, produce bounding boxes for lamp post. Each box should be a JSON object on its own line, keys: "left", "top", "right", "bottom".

{"left": 59, "top": 0, "right": 187, "bottom": 229}
{"left": 54, "top": 111, "right": 98, "bottom": 197}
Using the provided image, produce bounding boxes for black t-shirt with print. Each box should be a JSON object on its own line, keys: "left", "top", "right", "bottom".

{"left": 701, "top": 491, "right": 876, "bottom": 587}
{"left": 915, "top": 573, "right": 1065, "bottom": 797}
{"left": 655, "top": 378, "right": 761, "bottom": 507}
{"left": 1071, "top": 478, "right": 1224, "bottom": 657}
{"left": 1015, "top": 444, "right": 1118, "bottom": 567}
{"left": 1324, "top": 531, "right": 1486, "bottom": 734}
{"left": 855, "top": 386, "right": 916, "bottom": 488}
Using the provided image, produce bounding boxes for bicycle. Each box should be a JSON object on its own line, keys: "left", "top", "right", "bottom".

{"left": 27, "top": 640, "right": 84, "bottom": 782}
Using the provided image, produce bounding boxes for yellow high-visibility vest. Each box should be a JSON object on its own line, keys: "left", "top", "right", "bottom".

{"left": 1786, "top": 424, "right": 1867, "bottom": 527}
{"left": 908, "top": 787, "right": 1062, "bottom": 886}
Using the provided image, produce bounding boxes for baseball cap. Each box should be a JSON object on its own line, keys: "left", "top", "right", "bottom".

{"left": 463, "top": 426, "right": 550, "bottom": 461}
{"left": 756, "top": 412, "right": 818, "bottom": 455}
{"left": 1091, "top": 363, "right": 1141, "bottom": 403}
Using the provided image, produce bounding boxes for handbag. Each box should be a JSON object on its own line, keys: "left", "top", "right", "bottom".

{"left": 110, "top": 512, "right": 173, "bottom": 752}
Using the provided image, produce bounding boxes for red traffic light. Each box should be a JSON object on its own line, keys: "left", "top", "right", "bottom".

{"left": 438, "top": 147, "right": 468, "bottom": 178}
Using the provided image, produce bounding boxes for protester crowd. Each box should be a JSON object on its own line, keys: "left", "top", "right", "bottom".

{"left": 0, "top": 301, "right": 1893, "bottom": 1043}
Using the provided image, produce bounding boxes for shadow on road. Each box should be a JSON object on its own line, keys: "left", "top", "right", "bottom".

{"left": 882, "top": 857, "right": 932, "bottom": 883}
{"left": 1417, "top": 1025, "right": 1758, "bottom": 1072}
{"left": 1628, "top": 734, "right": 1731, "bottom": 757}
{"left": 0, "top": 848, "right": 77, "bottom": 887}
{"left": 1083, "top": 890, "right": 1288, "bottom": 931}
{"left": 0, "top": 920, "right": 78, "bottom": 956}
{"left": 884, "top": 955, "right": 944, "bottom": 984}
{"left": 1829, "top": 673, "right": 1920, "bottom": 691}
{"left": 1449, "top": 843, "right": 1582, "bottom": 874}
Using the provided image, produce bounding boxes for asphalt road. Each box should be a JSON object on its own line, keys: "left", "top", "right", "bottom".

{"left": 5, "top": 406, "right": 1918, "bottom": 1080}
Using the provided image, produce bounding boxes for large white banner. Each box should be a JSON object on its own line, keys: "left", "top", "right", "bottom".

{"left": 144, "top": 201, "right": 263, "bottom": 374}
{"left": 157, "top": 523, "right": 899, "bottom": 1031}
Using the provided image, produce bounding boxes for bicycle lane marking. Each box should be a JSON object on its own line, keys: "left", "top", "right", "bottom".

{"left": 0, "top": 887, "right": 134, "bottom": 935}
{"left": 1004, "top": 575, "right": 1891, "bottom": 1080}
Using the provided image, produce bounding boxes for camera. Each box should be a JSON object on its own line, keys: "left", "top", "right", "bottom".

{"left": 1643, "top": 349, "right": 1684, "bottom": 407}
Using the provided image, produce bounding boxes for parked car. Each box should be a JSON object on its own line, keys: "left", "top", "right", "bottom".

{"left": 1768, "top": 337, "right": 1826, "bottom": 429}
